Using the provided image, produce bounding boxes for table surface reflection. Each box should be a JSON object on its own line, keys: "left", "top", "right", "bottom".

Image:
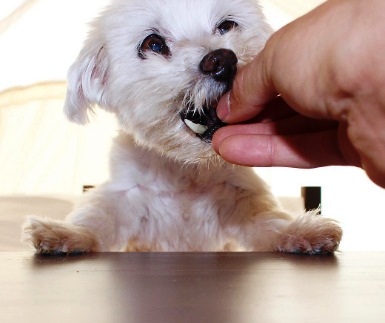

{"left": 1, "top": 252, "right": 385, "bottom": 323}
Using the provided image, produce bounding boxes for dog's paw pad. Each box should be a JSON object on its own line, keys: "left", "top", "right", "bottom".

{"left": 22, "top": 216, "right": 99, "bottom": 255}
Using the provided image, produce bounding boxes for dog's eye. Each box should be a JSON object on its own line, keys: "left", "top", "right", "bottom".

{"left": 139, "top": 34, "right": 170, "bottom": 58}
{"left": 217, "top": 20, "right": 239, "bottom": 35}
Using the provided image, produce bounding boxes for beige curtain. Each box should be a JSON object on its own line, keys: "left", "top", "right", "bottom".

{"left": 0, "top": 82, "right": 117, "bottom": 195}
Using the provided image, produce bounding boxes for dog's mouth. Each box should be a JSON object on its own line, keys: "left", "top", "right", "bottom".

{"left": 180, "top": 101, "right": 226, "bottom": 143}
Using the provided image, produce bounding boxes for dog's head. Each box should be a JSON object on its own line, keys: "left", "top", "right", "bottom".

{"left": 64, "top": 0, "right": 272, "bottom": 163}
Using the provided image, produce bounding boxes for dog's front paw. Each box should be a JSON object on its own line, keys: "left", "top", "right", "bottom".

{"left": 22, "top": 216, "right": 100, "bottom": 255}
{"left": 276, "top": 212, "right": 342, "bottom": 255}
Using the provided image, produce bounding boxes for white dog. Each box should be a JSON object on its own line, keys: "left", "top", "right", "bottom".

{"left": 22, "top": 0, "right": 342, "bottom": 254}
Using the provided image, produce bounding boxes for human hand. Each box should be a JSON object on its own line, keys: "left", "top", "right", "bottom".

{"left": 213, "top": 0, "right": 385, "bottom": 187}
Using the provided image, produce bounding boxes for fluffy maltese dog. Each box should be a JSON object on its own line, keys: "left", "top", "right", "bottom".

{"left": 22, "top": 0, "right": 342, "bottom": 254}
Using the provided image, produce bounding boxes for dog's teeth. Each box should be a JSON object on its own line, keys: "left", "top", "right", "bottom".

{"left": 184, "top": 119, "right": 208, "bottom": 134}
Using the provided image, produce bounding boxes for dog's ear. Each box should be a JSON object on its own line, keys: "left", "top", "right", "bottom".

{"left": 64, "top": 40, "right": 109, "bottom": 124}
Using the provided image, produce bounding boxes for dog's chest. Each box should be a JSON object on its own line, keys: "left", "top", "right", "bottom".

{"left": 108, "top": 139, "right": 262, "bottom": 250}
{"left": 112, "top": 165, "right": 240, "bottom": 248}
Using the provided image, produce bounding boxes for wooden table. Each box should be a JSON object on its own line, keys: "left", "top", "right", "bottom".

{"left": 1, "top": 252, "right": 385, "bottom": 323}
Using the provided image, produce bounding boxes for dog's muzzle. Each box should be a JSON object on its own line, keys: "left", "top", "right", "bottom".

{"left": 180, "top": 48, "right": 237, "bottom": 143}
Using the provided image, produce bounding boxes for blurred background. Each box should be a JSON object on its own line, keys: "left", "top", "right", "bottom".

{"left": 1, "top": 0, "right": 384, "bottom": 251}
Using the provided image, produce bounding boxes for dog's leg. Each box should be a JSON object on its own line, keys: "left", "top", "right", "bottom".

{"left": 22, "top": 192, "right": 117, "bottom": 254}
{"left": 273, "top": 210, "right": 342, "bottom": 254}
{"left": 236, "top": 207, "right": 342, "bottom": 254}
{"left": 234, "top": 209, "right": 342, "bottom": 254}
{"left": 221, "top": 169, "right": 342, "bottom": 254}
{"left": 22, "top": 216, "right": 100, "bottom": 255}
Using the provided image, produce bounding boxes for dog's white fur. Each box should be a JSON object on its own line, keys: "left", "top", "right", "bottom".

{"left": 22, "top": 0, "right": 342, "bottom": 254}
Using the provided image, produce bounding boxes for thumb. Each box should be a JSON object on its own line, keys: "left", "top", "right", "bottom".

{"left": 216, "top": 50, "right": 278, "bottom": 124}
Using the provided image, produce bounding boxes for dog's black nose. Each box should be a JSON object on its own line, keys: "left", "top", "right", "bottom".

{"left": 199, "top": 49, "right": 238, "bottom": 83}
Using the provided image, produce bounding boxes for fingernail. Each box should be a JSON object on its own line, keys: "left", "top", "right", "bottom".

{"left": 217, "top": 92, "right": 231, "bottom": 121}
